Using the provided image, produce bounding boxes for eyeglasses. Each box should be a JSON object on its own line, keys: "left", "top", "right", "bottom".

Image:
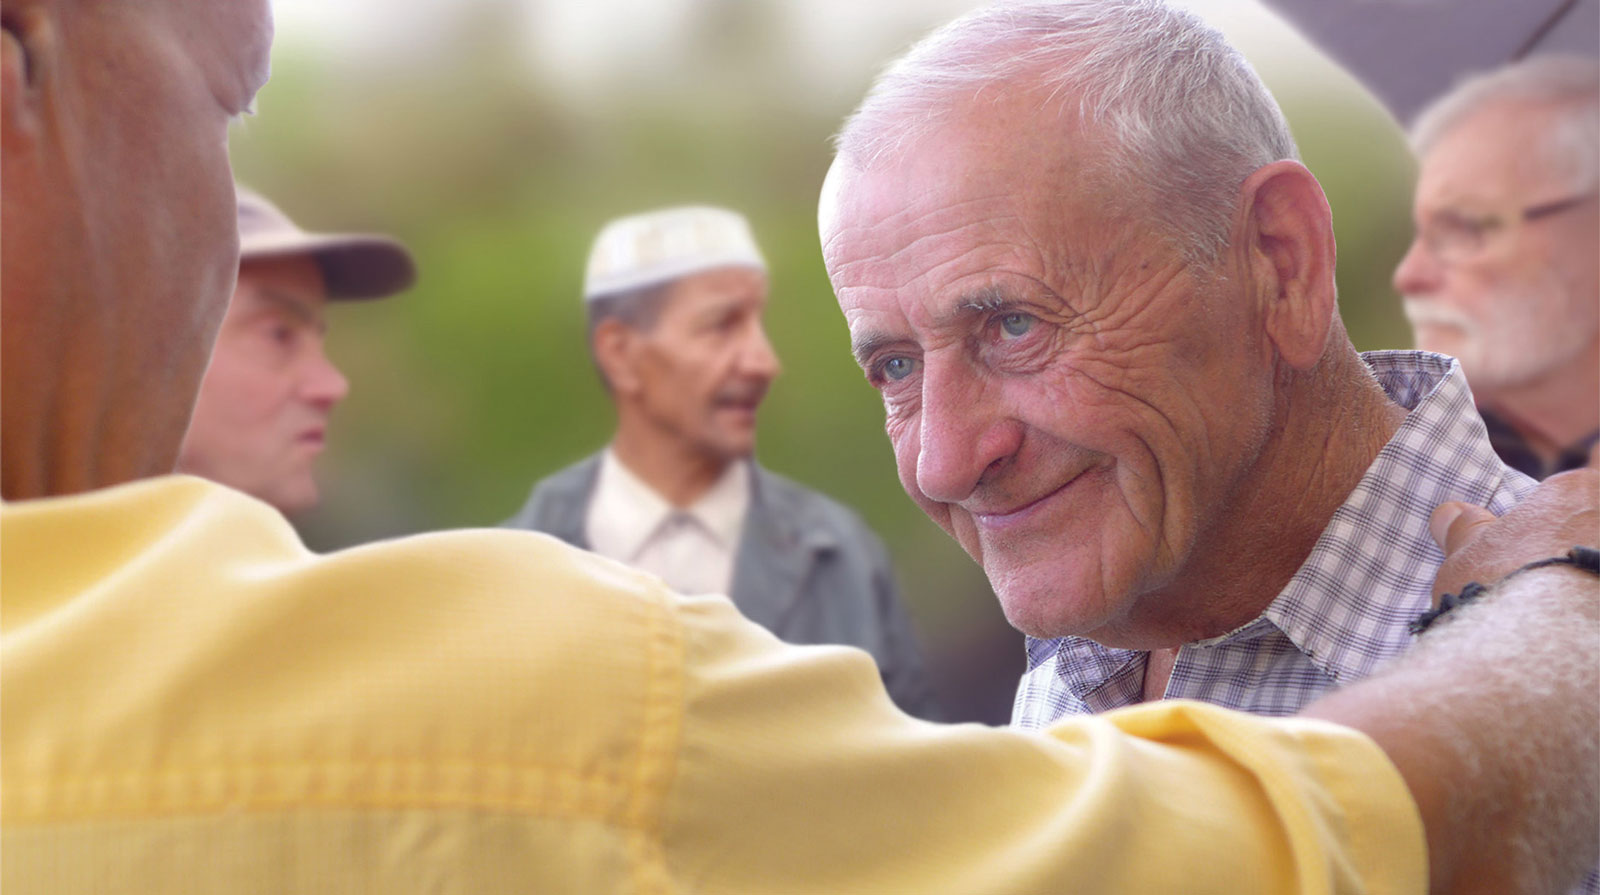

{"left": 1415, "top": 192, "right": 1595, "bottom": 264}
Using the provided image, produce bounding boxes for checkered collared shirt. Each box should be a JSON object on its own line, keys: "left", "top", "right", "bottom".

{"left": 1013, "top": 351, "right": 1535, "bottom": 726}
{"left": 1013, "top": 350, "right": 1598, "bottom": 893}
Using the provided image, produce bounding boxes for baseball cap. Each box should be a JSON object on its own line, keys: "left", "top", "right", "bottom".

{"left": 236, "top": 186, "right": 417, "bottom": 301}
{"left": 583, "top": 206, "right": 766, "bottom": 301}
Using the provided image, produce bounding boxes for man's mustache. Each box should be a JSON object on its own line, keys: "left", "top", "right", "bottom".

{"left": 713, "top": 380, "right": 770, "bottom": 406}
{"left": 1402, "top": 298, "right": 1478, "bottom": 336}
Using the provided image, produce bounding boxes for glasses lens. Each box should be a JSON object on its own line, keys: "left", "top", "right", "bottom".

{"left": 1425, "top": 213, "right": 1495, "bottom": 263}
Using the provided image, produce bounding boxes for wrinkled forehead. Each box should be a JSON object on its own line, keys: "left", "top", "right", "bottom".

{"left": 824, "top": 96, "right": 1132, "bottom": 249}
{"left": 820, "top": 122, "right": 1142, "bottom": 316}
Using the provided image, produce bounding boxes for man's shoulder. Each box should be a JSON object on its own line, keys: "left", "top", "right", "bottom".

{"left": 503, "top": 452, "right": 603, "bottom": 532}
{"left": 2, "top": 475, "right": 688, "bottom": 824}
{"left": 749, "top": 463, "right": 884, "bottom": 544}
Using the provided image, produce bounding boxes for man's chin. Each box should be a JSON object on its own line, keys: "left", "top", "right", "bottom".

{"left": 266, "top": 478, "right": 321, "bottom": 516}
{"left": 991, "top": 569, "right": 1117, "bottom": 641}
{"left": 703, "top": 433, "right": 757, "bottom": 463}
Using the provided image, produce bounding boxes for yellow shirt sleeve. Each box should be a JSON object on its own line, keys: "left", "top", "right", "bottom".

{"left": 2, "top": 476, "right": 1425, "bottom": 894}
{"left": 664, "top": 592, "right": 1424, "bottom": 894}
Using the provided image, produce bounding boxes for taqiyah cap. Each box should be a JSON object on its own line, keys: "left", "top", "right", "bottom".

{"left": 236, "top": 186, "right": 417, "bottom": 301}
{"left": 583, "top": 206, "right": 765, "bottom": 300}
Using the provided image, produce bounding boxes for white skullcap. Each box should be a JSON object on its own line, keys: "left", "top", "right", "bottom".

{"left": 583, "top": 205, "right": 766, "bottom": 301}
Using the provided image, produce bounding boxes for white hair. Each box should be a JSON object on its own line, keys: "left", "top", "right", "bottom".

{"left": 834, "top": 0, "right": 1298, "bottom": 263}
{"left": 1410, "top": 55, "right": 1600, "bottom": 193}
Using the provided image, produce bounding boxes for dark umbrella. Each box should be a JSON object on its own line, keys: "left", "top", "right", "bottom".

{"left": 1257, "top": 0, "right": 1599, "bottom": 123}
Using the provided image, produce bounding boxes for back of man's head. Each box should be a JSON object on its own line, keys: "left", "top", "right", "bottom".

{"left": 0, "top": 0, "right": 272, "bottom": 500}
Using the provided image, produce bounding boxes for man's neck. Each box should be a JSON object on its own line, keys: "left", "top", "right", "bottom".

{"left": 2, "top": 376, "right": 186, "bottom": 502}
{"left": 609, "top": 424, "right": 731, "bottom": 509}
{"left": 1478, "top": 340, "right": 1600, "bottom": 464}
{"left": 1125, "top": 350, "right": 1408, "bottom": 649}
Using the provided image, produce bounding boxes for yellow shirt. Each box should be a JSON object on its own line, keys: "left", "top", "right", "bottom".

{"left": 2, "top": 476, "right": 1425, "bottom": 893}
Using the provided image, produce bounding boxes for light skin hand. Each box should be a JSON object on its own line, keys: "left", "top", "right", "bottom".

{"left": 1427, "top": 467, "right": 1599, "bottom": 605}
{"left": 1307, "top": 467, "right": 1600, "bottom": 894}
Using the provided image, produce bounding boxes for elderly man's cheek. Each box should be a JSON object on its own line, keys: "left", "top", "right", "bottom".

{"left": 884, "top": 412, "right": 917, "bottom": 458}
{"left": 886, "top": 416, "right": 956, "bottom": 532}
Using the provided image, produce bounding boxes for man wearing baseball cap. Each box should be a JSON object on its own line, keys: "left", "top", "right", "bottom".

{"left": 177, "top": 186, "right": 416, "bottom": 513}
{"left": 504, "top": 205, "right": 940, "bottom": 718}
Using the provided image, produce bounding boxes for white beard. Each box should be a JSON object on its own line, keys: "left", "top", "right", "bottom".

{"left": 1403, "top": 276, "right": 1594, "bottom": 394}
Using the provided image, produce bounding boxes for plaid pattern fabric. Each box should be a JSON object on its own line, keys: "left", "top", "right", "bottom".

{"left": 1014, "top": 351, "right": 1535, "bottom": 725}
{"left": 1011, "top": 352, "right": 1596, "bottom": 893}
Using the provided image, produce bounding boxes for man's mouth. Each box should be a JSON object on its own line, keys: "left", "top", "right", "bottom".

{"left": 968, "top": 467, "right": 1095, "bottom": 532}
{"left": 714, "top": 386, "right": 768, "bottom": 415}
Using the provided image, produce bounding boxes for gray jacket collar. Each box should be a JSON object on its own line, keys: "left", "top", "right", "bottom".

{"left": 511, "top": 452, "right": 838, "bottom": 630}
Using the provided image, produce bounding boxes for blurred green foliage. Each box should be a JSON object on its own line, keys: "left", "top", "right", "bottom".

{"left": 232, "top": 1, "right": 1416, "bottom": 722}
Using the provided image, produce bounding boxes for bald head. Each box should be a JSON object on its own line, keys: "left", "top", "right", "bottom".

{"left": 0, "top": 0, "right": 272, "bottom": 499}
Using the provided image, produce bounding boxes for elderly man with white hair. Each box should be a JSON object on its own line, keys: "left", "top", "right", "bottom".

{"left": 820, "top": 2, "right": 1595, "bottom": 890}
{"left": 504, "top": 206, "right": 939, "bottom": 718}
{"left": 1395, "top": 55, "right": 1599, "bottom": 480}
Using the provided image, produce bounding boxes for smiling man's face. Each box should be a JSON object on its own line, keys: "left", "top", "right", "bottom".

{"left": 820, "top": 101, "right": 1275, "bottom": 644}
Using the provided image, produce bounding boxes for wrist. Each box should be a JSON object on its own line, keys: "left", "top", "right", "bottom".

{"left": 1413, "top": 546, "right": 1600, "bottom": 635}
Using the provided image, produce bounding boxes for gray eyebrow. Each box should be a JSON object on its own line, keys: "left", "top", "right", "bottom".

{"left": 850, "top": 332, "right": 903, "bottom": 370}
{"left": 851, "top": 286, "right": 1034, "bottom": 369}
{"left": 954, "top": 285, "right": 1015, "bottom": 314}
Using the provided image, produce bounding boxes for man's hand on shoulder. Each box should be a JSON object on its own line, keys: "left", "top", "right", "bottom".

{"left": 1428, "top": 468, "right": 1599, "bottom": 606}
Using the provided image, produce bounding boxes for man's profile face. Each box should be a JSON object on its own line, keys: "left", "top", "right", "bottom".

{"left": 622, "top": 266, "right": 780, "bottom": 465}
{"left": 179, "top": 255, "right": 349, "bottom": 513}
{"left": 1395, "top": 102, "right": 1600, "bottom": 397}
{"left": 820, "top": 104, "right": 1274, "bottom": 644}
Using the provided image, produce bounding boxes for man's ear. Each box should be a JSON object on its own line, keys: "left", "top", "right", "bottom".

{"left": 1, "top": 3, "right": 49, "bottom": 154}
{"left": 593, "top": 317, "right": 642, "bottom": 396}
{"left": 1238, "top": 159, "right": 1338, "bottom": 371}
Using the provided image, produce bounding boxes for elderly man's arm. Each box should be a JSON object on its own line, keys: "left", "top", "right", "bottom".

{"left": 1305, "top": 469, "right": 1600, "bottom": 895}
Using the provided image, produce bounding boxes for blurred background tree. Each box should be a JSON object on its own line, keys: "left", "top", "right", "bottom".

{"left": 232, "top": 0, "right": 1415, "bottom": 723}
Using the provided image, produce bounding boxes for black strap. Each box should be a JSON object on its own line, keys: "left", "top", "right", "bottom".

{"left": 1411, "top": 546, "right": 1600, "bottom": 636}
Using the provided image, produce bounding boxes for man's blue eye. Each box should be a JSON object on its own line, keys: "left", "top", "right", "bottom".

{"left": 1000, "top": 313, "right": 1033, "bottom": 337}
{"left": 883, "top": 357, "right": 914, "bottom": 381}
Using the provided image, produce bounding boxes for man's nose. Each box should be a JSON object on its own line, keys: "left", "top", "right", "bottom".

{"left": 302, "top": 349, "right": 350, "bottom": 409}
{"left": 739, "top": 322, "right": 782, "bottom": 381}
{"left": 1392, "top": 236, "right": 1443, "bottom": 297}
{"left": 914, "top": 355, "right": 1021, "bottom": 505}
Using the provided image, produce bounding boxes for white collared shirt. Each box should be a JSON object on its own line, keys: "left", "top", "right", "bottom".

{"left": 585, "top": 448, "right": 750, "bottom": 595}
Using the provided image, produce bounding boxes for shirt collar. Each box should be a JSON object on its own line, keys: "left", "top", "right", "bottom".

{"left": 593, "top": 449, "right": 750, "bottom": 559}
{"left": 687, "top": 457, "right": 751, "bottom": 547}
{"left": 1026, "top": 350, "right": 1532, "bottom": 692}
{"left": 1262, "top": 350, "right": 1529, "bottom": 681}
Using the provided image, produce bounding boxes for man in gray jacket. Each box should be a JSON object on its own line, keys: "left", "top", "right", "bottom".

{"left": 505, "top": 206, "right": 939, "bottom": 718}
